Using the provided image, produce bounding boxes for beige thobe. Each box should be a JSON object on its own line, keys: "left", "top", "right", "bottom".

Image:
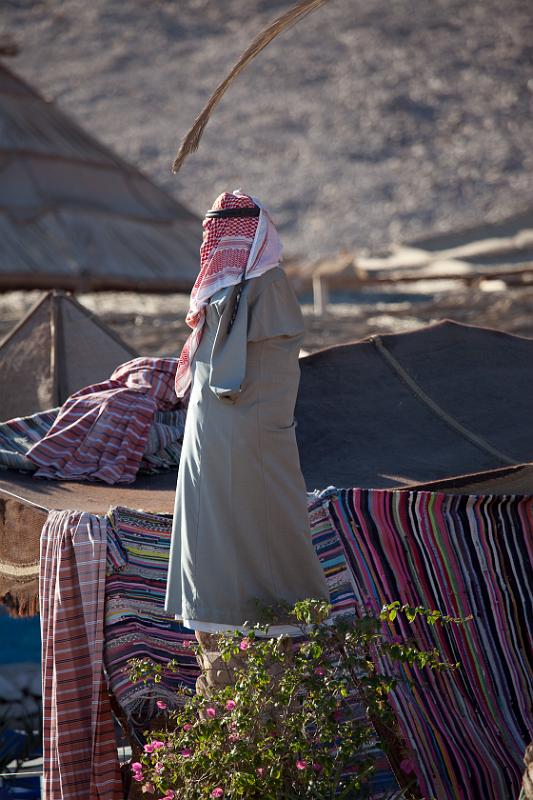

{"left": 164, "top": 266, "right": 328, "bottom": 627}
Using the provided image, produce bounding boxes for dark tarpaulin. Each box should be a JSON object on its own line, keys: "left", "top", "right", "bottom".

{"left": 296, "top": 319, "right": 533, "bottom": 490}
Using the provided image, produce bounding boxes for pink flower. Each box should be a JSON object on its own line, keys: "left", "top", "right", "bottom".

{"left": 206, "top": 707, "right": 216, "bottom": 718}
{"left": 154, "top": 762, "right": 164, "bottom": 774}
{"left": 156, "top": 700, "right": 167, "bottom": 710}
{"left": 151, "top": 740, "right": 166, "bottom": 750}
{"left": 225, "top": 699, "right": 236, "bottom": 711}
{"left": 256, "top": 767, "right": 265, "bottom": 778}
{"left": 296, "top": 759, "right": 308, "bottom": 770}
{"left": 180, "top": 748, "right": 192, "bottom": 757}
{"left": 142, "top": 782, "right": 155, "bottom": 794}
{"left": 211, "top": 789, "right": 224, "bottom": 798}
{"left": 164, "top": 792, "right": 175, "bottom": 799}
{"left": 239, "top": 638, "right": 250, "bottom": 651}
{"left": 144, "top": 743, "right": 156, "bottom": 753}
{"left": 183, "top": 723, "right": 192, "bottom": 731}
{"left": 228, "top": 732, "right": 239, "bottom": 743}
{"left": 131, "top": 762, "right": 143, "bottom": 773}
{"left": 314, "top": 666, "right": 325, "bottom": 676}
{"left": 133, "top": 773, "right": 144, "bottom": 782}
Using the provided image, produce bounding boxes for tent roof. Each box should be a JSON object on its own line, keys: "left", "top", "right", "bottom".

{"left": 296, "top": 319, "right": 533, "bottom": 490}
{"left": 0, "top": 291, "right": 137, "bottom": 420}
{"left": 0, "top": 62, "right": 201, "bottom": 291}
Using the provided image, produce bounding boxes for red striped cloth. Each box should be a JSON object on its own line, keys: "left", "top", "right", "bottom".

{"left": 27, "top": 357, "right": 178, "bottom": 484}
{"left": 40, "top": 509, "right": 122, "bottom": 800}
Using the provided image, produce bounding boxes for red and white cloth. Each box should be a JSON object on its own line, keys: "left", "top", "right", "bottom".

{"left": 40, "top": 509, "right": 122, "bottom": 800}
{"left": 174, "top": 189, "right": 283, "bottom": 397}
{"left": 27, "top": 357, "right": 178, "bottom": 484}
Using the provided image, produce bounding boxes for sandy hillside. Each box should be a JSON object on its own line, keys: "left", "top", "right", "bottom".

{"left": 2, "top": 0, "right": 533, "bottom": 258}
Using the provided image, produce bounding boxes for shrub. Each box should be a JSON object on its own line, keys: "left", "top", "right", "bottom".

{"left": 127, "top": 599, "right": 466, "bottom": 799}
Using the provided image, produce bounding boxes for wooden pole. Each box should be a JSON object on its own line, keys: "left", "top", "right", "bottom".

{"left": 313, "top": 275, "right": 329, "bottom": 316}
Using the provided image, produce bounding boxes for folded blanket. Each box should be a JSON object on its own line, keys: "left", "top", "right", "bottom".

{"left": 16, "top": 357, "right": 182, "bottom": 484}
{"left": 0, "top": 406, "right": 186, "bottom": 475}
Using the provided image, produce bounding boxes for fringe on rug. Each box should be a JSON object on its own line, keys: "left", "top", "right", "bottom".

{"left": 1, "top": 586, "right": 40, "bottom": 617}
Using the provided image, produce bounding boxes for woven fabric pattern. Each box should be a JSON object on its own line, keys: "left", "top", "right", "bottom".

{"left": 0, "top": 407, "right": 59, "bottom": 471}
{"left": 24, "top": 357, "right": 180, "bottom": 484}
{"left": 39, "top": 509, "right": 122, "bottom": 800}
{"left": 104, "top": 506, "right": 199, "bottom": 730}
{"left": 0, "top": 405, "right": 185, "bottom": 476}
{"left": 308, "top": 488, "right": 533, "bottom": 800}
{"left": 104, "top": 502, "right": 398, "bottom": 796}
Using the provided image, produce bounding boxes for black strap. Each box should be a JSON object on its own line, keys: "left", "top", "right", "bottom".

{"left": 205, "top": 207, "right": 260, "bottom": 219}
{"left": 227, "top": 271, "right": 247, "bottom": 334}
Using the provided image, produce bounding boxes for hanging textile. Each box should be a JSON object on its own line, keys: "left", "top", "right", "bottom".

{"left": 308, "top": 488, "right": 533, "bottom": 800}
{"left": 39, "top": 509, "right": 122, "bottom": 800}
{"left": 104, "top": 506, "right": 199, "bottom": 729}
{"left": 104, "top": 503, "right": 399, "bottom": 796}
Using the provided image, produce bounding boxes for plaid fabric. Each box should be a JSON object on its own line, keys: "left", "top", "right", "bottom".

{"left": 27, "top": 357, "right": 179, "bottom": 484}
{"left": 40, "top": 509, "right": 122, "bottom": 800}
{"left": 175, "top": 190, "right": 283, "bottom": 397}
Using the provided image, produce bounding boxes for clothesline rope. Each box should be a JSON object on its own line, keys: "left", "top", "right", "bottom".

{"left": 371, "top": 334, "right": 517, "bottom": 465}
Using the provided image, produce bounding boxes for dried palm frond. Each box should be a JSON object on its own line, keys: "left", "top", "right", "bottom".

{"left": 171, "top": 0, "right": 331, "bottom": 173}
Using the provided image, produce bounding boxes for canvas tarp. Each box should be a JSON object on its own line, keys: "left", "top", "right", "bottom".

{"left": 0, "top": 62, "right": 201, "bottom": 291}
{"left": 296, "top": 319, "right": 533, "bottom": 490}
{"left": 0, "top": 291, "right": 137, "bottom": 420}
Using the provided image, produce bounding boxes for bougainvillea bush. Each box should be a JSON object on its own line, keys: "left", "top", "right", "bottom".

{"left": 127, "top": 600, "right": 465, "bottom": 800}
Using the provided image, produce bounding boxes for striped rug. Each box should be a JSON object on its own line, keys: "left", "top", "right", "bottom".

{"left": 104, "top": 502, "right": 399, "bottom": 797}
{"left": 308, "top": 488, "right": 533, "bottom": 800}
{"left": 104, "top": 506, "right": 199, "bottom": 731}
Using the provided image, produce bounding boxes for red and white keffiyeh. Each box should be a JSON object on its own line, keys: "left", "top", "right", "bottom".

{"left": 174, "top": 189, "right": 283, "bottom": 397}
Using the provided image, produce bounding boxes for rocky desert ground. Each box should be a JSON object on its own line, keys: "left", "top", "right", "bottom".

{"left": 1, "top": 0, "right": 532, "bottom": 351}
{"left": 2, "top": 0, "right": 533, "bottom": 257}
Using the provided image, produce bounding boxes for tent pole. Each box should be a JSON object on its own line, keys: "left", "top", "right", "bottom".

{"left": 50, "top": 292, "right": 60, "bottom": 408}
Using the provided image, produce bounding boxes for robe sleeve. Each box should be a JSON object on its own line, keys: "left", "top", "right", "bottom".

{"left": 208, "top": 282, "right": 249, "bottom": 403}
{"left": 208, "top": 269, "right": 304, "bottom": 402}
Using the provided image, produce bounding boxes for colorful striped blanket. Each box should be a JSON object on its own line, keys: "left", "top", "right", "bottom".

{"left": 26, "top": 357, "right": 181, "bottom": 484}
{"left": 104, "top": 504, "right": 399, "bottom": 798}
{"left": 104, "top": 506, "right": 199, "bottom": 728}
{"left": 0, "top": 368, "right": 187, "bottom": 478}
{"left": 0, "top": 407, "right": 59, "bottom": 471}
{"left": 39, "top": 489, "right": 532, "bottom": 800}
{"left": 308, "top": 488, "right": 533, "bottom": 800}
